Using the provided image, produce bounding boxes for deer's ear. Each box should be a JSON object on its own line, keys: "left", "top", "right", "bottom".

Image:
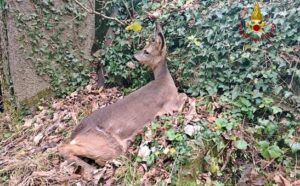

{"left": 155, "top": 22, "right": 163, "bottom": 33}
{"left": 155, "top": 23, "right": 165, "bottom": 50}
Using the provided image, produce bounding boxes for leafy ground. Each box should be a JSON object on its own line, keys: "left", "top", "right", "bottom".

{"left": 0, "top": 1, "right": 300, "bottom": 185}
{"left": 0, "top": 75, "right": 299, "bottom": 185}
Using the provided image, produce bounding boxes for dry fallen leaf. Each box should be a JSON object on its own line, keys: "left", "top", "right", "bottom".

{"left": 184, "top": 98, "right": 198, "bottom": 124}
{"left": 274, "top": 173, "right": 291, "bottom": 186}
{"left": 86, "top": 84, "right": 92, "bottom": 92}
{"left": 145, "top": 9, "right": 162, "bottom": 19}
{"left": 52, "top": 100, "right": 64, "bottom": 110}
{"left": 34, "top": 133, "right": 44, "bottom": 145}
{"left": 238, "top": 166, "right": 266, "bottom": 186}
{"left": 23, "top": 118, "right": 33, "bottom": 128}
{"left": 207, "top": 115, "right": 216, "bottom": 123}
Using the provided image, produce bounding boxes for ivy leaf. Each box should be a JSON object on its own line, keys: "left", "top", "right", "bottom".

{"left": 239, "top": 97, "right": 251, "bottom": 107}
{"left": 231, "top": 86, "right": 240, "bottom": 100}
{"left": 271, "top": 106, "right": 282, "bottom": 114}
{"left": 258, "top": 140, "right": 270, "bottom": 149}
{"left": 177, "top": 0, "right": 184, "bottom": 7}
{"left": 257, "top": 141, "right": 270, "bottom": 159}
{"left": 166, "top": 128, "right": 176, "bottom": 141}
{"left": 234, "top": 139, "right": 248, "bottom": 150}
{"left": 260, "top": 149, "right": 270, "bottom": 159}
{"left": 268, "top": 145, "right": 282, "bottom": 159}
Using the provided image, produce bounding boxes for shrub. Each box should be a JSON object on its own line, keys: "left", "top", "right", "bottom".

{"left": 100, "top": 1, "right": 299, "bottom": 104}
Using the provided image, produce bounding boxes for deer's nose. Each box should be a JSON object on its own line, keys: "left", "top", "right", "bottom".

{"left": 133, "top": 54, "right": 140, "bottom": 62}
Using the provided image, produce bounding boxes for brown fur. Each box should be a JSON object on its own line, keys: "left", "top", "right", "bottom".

{"left": 58, "top": 23, "right": 186, "bottom": 177}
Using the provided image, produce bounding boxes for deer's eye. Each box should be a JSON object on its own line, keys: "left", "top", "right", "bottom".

{"left": 144, "top": 50, "right": 150, "bottom": 55}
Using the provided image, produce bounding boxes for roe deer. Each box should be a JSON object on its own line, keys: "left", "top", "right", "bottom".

{"left": 58, "top": 23, "right": 187, "bottom": 177}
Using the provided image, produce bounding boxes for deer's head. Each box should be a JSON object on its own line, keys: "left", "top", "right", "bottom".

{"left": 134, "top": 23, "right": 167, "bottom": 70}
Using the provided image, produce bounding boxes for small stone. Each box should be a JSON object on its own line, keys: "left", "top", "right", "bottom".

{"left": 184, "top": 125, "right": 195, "bottom": 137}
{"left": 138, "top": 145, "right": 150, "bottom": 160}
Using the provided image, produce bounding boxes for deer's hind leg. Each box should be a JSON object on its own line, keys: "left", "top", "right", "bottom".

{"left": 58, "top": 142, "right": 96, "bottom": 180}
{"left": 58, "top": 132, "right": 123, "bottom": 179}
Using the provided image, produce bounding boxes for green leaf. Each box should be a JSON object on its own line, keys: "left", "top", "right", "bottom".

{"left": 177, "top": 0, "right": 184, "bottom": 7}
{"left": 234, "top": 139, "right": 248, "bottom": 150}
{"left": 271, "top": 106, "right": 283, "bottom": 114}
{"left": 258, "top": 141, "right": 270, "bottom": 149}
{"left": 214, "top": 118, "right": 228, "bottom": 130}
{"left": 261, "top": 149, "right": 270, "bottom": 159}
{"left": 239, "top": 97, "right": 251, "bottom": 107}
{"left": 268, "top": 145, "right": 282, "bottom": 159}
{"left": 257, "top": 141, "right": 270, "bottom": 159}
{"left": 265, "top": 123, "right": 278, "bottom": 135}
{"left": 231, "top": 86, "right": 240, "bottom": 100}
{"left": 166, "top": 128, "right": 177, "bottom": 141}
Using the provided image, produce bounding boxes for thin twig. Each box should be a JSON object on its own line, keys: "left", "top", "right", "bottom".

{"left": 122, "top": 0, "right": 133, "bottom": 21}
{"left": 131, "top": 0, "right": 135, "bottom": 13}
{"left": 288, "top": 63, "right": 298, "bottom": 90}
{"left": 74, "top": 0, "right": 125, "bottom": 26}
{"left": 87, "top": 0, "right": 94, "bottom": 10}
{"left": 220, "top": 143, "right": 234, "bottom": 171}
{"left": 262, "top": 157, "right": 276, "bottom": 169}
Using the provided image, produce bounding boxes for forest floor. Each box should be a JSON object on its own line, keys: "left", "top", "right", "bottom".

{"left": 0, "top": 75, "right": 299, "bottom": 186}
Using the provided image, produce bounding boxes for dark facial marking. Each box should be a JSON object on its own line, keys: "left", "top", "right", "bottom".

{"left": 158, "top": 32, "right": 165, "bottom": 50}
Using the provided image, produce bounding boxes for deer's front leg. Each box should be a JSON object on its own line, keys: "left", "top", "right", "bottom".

{"left": 156, "top": 94, "right": 187, "bottom": 117}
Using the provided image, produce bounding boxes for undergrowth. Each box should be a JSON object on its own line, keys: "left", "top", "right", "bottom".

{"left": 0, "top": 0, "right": 299, "bottom": 185}
{"left": 95, "top": 0, "right": 300, "bottom": 184}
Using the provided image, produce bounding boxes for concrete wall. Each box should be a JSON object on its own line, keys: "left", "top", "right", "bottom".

{"left": 2, "top": 0, "right": 95, "bottom": 103}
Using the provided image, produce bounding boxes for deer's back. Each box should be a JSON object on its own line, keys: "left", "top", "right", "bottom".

{"left": 71, "top": 77, "right": 176, "bottom": 140}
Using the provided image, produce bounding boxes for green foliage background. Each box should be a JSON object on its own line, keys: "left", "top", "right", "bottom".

{"left": 97, "top": 0, "right": 300, "bottom": 183}
{"left": 101, "top": 0, "right": 299, "bottom": 99}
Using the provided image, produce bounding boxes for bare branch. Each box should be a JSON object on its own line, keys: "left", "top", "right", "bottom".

{"left": 131, "top": 0, "right": 135, "bottom": 13}
{"left": 74, "top": 0, "right": 126, "bottom": 26}
{"left": 122, "top": 0, "right": 133, "bottom": 21}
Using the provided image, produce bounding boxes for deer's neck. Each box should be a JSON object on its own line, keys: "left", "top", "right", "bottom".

{"left": 153, "top": 59, "right": 170, "bottom": 80}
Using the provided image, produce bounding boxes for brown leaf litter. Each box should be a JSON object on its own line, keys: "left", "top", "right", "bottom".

{"left": 0, "top": 72, "right": 211, "bottom": 185}
{"left": 1, "top": 75, "right": 298, "bottom": 185}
